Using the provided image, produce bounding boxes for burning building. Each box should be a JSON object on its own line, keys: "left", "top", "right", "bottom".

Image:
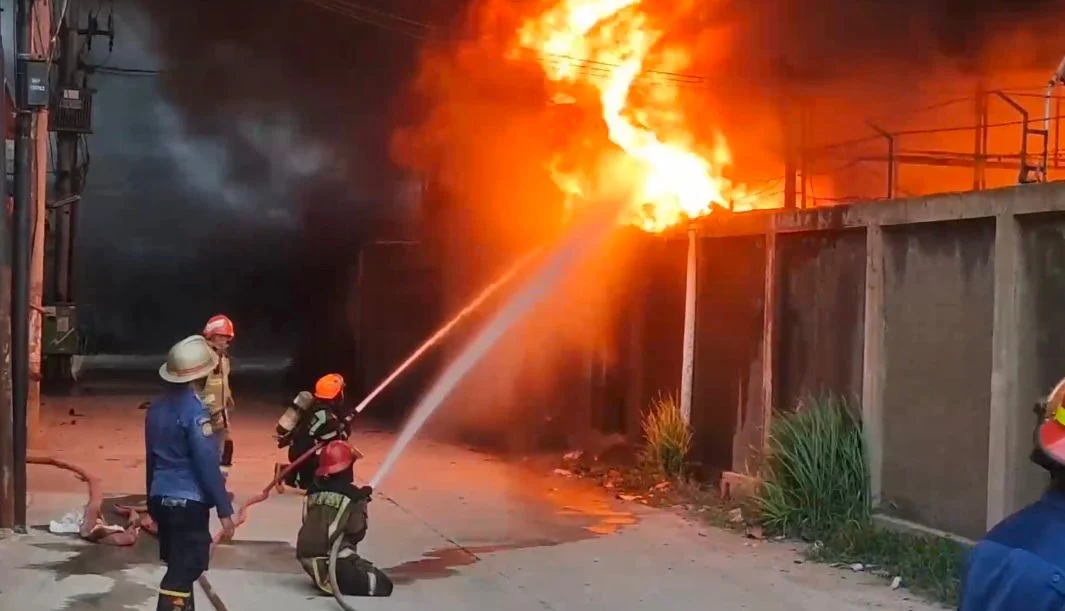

{"left": 389, "top": 0, "right": 1065, "bottom": 465}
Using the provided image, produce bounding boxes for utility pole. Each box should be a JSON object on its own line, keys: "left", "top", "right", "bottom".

{"left": 53, "top": 18, "right": 77, "bottom": 319}
{"left": 0, "top": 6, "right": 13, "bottom": 531}
{"left": 12, "top": 0, "right": 46, "bottom": 531}
{"left": 46, "top": 7, "right": 108, "bottom": 387}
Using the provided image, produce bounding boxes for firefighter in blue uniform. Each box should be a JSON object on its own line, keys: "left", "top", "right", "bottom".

{"left": 146, "top": 335, "right": 237, "bottom": 611}
{"left": 960, "top": 378, "right": 1065, "bottom": 610}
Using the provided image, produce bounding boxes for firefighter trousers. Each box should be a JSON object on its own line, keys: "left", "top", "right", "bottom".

{"left": 300, "top": 553, "right": 394, "bottom": 597}
{"left": 149, "top": 497, "right": 211, "bottom": 610}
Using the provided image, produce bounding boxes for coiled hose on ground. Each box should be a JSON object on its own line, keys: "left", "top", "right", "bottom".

{"left": 28, "top": 442, "right": 334, "bottom": 611}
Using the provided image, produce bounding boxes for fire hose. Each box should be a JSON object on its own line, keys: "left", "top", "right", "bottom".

{"left": 28, "top": 443, "right": 329, "bottom": 611}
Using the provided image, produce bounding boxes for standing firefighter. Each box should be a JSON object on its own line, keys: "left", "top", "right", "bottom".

{"left": 960, "top": 377, "right": 1065, "bottom": 610}
{"left": 146, "top": 335, "right": 236, "bottom": 611}
{"left": 275, "top": 373, "right": 353, "bottom": 491}
{"left": 201, "top": 314, "right": 236, "bottom": 480}
{"left": 297, "top": 440, "right": 393, "bottom": 597}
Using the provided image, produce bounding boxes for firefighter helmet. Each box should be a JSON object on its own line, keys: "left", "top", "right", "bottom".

{"left": 1037, "top": 376, "right": 1065, "bottom": 467}
{"left": 314, "top": 373, "right": 345, "bottom": 401}
{"left": 315, "top": 440, "right": 363, "bottom": 477}
{"left": 203, "top": 314, "right": 235, "bottom": 340}
{"left": 159, "top": 335, "right": 220, "bottom": 384}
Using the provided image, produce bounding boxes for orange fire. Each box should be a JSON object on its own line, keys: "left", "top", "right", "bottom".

{"left": 513, "top": 0, "right": 765, "bottom": 233}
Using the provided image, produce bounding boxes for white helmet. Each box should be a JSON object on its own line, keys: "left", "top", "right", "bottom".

{"left": 159, "top": 335, "right": 220, "bottom": 384}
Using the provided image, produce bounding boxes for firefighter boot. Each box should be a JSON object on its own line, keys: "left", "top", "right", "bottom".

{"left": 156, "top": 590, "right": 193, "bottom": 611}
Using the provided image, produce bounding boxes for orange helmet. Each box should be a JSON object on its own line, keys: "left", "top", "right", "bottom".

{"left": 314, "top": 373, "right": 345, "bottom": 401}
{"left": 203, "top": 314, "right": 235, "bottom": 340}
{"left": 315, "top": 440, "right": 363, "bottom": 477}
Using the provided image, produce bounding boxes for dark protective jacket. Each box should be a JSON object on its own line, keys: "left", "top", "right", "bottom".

{"left": 284, "top": 400, "right": 354, "bottom": 489}
{"left": 960, "top": 490, "right": 1065, "bottom": 610}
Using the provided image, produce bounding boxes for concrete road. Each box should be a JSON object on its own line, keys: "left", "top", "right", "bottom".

{"left": 0, "top": 386, "right": 941, "bottom": 611}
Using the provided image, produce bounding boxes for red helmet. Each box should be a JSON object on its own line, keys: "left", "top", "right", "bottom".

{"left": 315, "top": 440, "right": 363, "bottom": 477}
{"left": 1039, "top": 377, "right": 1065, "bottom": 466}
{"left": 203, "top": 314, "right": 235, "bottom": 340}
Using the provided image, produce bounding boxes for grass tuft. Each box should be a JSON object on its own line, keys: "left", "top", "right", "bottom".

{"left": 756, "top": 393, "right": 869, "bottom": 538}
{"left": 640, "top": 393, "right": 692, "bottom": 479}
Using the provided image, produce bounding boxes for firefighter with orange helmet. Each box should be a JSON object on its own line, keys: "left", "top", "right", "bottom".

{"left": 296, "top": 440, "right": 393, "bottom": 597}
{"left": 201, "top": 314, "right": 236, "bottom": 481}
{"left": 960, "top": 377, "right": 1065, "bottom": 610}
{"left": 275, "top": 373, "right": 354, "bottom": 491}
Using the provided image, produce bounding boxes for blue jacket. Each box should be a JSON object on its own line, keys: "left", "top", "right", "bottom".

{"left": 145, "top": 384, "right": 234, "bottom": 518}
{"left": 960, "top": 491, "right": 1065, "bottom": 610}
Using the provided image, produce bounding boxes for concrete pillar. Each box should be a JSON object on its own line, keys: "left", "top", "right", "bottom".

{"left": 987, "top": 212, "right": 1022, "bottom": 529}
{"left": 679, "top": 226, "right": 697, "bottom": 424}
{"left": 862, "top": 224, "right": 886, "bottom": 505}
{"left": 760, "top": 231, "right": 780, "bottom": 449}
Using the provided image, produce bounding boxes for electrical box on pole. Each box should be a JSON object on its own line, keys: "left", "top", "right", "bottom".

{"left": 23, "top": 59, "right": 48, "bottom": 108}
{"left": 49, "top": 88, "right": 94, "bottom": 133}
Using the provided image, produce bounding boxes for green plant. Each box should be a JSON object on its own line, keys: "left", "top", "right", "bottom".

{"left": 756, "top": 393, "right": 870, "bottom": 539}
{"left": 811, "top": 521, "right": 965, "bottom": 604}
{"left": 640, "top": 393, "right": 692, "bottom": 478}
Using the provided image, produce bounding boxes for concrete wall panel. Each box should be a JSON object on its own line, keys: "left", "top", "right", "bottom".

{"left": 777, "top": 230, "right": 867, "bottom": 412}
{"left": 692, "top": 236, "right": 766, "bottom": 476}
{"left": 1015, "top": 218, "right": 1065, "bottom": 509}
{"left": 881, "top": 219, "right": 994, "bottom": 539}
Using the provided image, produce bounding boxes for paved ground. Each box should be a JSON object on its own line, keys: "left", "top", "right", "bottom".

{"left": 0, "top": 380, "right": 942, "bottom": 611}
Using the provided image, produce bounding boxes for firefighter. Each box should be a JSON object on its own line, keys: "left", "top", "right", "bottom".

{"left": 959, "top": 378, "right": 1065, "bottom": 610}
{"left": 296, "top": 440, "right": 393, "bottom": 597}
{"left": 276, "top": 373, "right": 353, "bottom": 491}
{"left": 146, "top": 335, "right": 236, "bottom": 611}
{"left": 201, "top": 314, "right": 236, "bottom": 481}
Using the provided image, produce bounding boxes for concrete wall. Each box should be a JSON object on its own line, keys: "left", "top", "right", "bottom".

{"left": 880, "top": 220, "right": 994, "bottom": 539}
{"left": 777, "top": 230, "right": 866, "bottom": 413}
{"left": 692, "top": 236, "right": 765, "bottom": 475}
{"left": 642, "top": 182, "right": 1065, "bottom": 539}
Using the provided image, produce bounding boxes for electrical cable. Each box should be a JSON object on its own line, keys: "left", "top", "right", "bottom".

{"left": 291, "top": 0, "right": 712, "bottom": 88}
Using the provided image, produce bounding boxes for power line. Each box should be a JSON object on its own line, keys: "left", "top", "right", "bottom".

{"left": 94, "top": 65, "right": 160, "bottom": 76}
{"left": 290, "top": 0, "right": 714, "bottom": 87}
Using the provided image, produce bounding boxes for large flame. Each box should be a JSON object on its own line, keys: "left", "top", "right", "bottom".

{"left": 514, "top": 0, "right": 756, "bottom": 233}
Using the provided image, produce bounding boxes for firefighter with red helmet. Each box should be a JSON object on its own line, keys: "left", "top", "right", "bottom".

{"left": 296, "top": 440, "right": 393, "bottom": 597}
{"left": 275, "top": 373, "right": 354, "bottom": 491}
{"left": 960, "top": 377, "right": 1065, "bottom": 610}
{"left": 201, "top": 314, "right": 236, "bottom": 481}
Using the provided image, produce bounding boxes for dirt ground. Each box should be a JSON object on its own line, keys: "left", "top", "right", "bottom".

{"left": 0, "top": 376, "right": 943, "bottom": 610}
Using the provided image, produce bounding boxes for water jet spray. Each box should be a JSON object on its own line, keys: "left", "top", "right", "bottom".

{"left": 368, "top": 202, "right": 622, "bottom": 490}
{"left": 352, "top": 247, "right": 542, "bottom": 415}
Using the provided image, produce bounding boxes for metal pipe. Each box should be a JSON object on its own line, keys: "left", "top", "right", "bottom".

{"left": 679, "top": 225, "right": 696, "bottom": 425}
{"left": 868, "top": 123, "right": 895, "bottom": 198}
{"left": 994, "top": 91, "right": 1033, "bottom": 183}
{"left": 1046, "top": 55, "right": 1065, "bottom": 177}
{"left": 12, "top": 0, "right": 34, "bottom": 531}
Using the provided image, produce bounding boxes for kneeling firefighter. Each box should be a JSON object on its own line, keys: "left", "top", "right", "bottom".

{"left": 296, "top": 440, "right": 393, "bottom": 597}
{"left": 275, "top": 373, "right": 353, "bottom": 491}
{"left": 959, "top": 377, "right": 1065, "bottom": 610}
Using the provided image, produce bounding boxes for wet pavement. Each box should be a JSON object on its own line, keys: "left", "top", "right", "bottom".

{"left": 0, "top": 381, "right": 941, "bottom": 610}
